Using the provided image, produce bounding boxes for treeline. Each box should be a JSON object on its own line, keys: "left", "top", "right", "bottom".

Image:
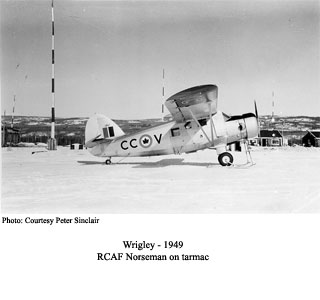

{"left": 20, "top": 134, "right": 85, "bottom": 146}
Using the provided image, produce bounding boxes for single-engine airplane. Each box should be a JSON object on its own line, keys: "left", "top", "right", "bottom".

{"left": 85, "top": 84, "right": 259, "bottom": 166}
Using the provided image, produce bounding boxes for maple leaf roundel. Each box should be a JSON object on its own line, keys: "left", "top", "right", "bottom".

{"left": 139, "top": 134, "right": 153, "bottom": 148}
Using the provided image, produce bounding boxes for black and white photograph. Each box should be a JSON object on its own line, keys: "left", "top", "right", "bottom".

{"left": 1, "top": 0, "right": 319, "bottom": 213}
{"left": 1, "top": 0, "right": 320, "bottom": 299}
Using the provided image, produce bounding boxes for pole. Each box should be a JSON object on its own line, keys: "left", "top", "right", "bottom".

{"left": 11, "top": 95, "right": 16, "bottom": 128}
{"left": 161, "top": 68, "right": 165, "bottom": 121}
{"left": 282, "top": 120, "right": 284, "bottom": 146}
{"left": 3, "top": 110, "right": 6, "bottom": 146}
{"left": 48, "top": 0, "right": 57, "bottom": 150}
{"left": 51, "top": 0, "right": 55, "bottom": 138}
{"left": 271, "top": 91, "right": 275, "bottom": 124}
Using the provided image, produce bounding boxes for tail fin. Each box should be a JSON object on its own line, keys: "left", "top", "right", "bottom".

{"left": 85, "top": 114, "right": 124, "bottom": 148}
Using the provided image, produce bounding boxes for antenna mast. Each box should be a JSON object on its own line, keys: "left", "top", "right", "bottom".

{"left": 48, "top": 0, "right": 57, "bottom": 150}
{"left": 11, "top": 95, "right": 16, "bottom": 128}
{"left": 271, "top": 91, "right": 275, "bottom": 123}
{"left": 161, "top": 68, "right": 165, "bottom": 121}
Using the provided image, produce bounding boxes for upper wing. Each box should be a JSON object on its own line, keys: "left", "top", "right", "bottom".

{"left": 165, "top": 85, "right": 218, "bottom": 123}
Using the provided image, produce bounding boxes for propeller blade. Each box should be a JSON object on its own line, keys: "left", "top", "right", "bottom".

{"left": 254, "top": 100, "right": 260, "bottom": 137}
{"left": 254, "top": 100, "right": 258, "bottom": 119}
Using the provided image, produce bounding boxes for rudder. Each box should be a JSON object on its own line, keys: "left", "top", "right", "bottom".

{"left": 85, "top": 114, "right": 125, "bottom": 148}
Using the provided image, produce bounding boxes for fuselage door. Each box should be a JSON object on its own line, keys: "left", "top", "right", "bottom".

{"left": 170, "top": 125, "right": 186, "bottom": 154}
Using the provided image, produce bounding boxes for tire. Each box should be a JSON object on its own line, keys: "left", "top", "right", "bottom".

{"left": 105, "top": 159, "right": 112, "bottom": 165}
{"left": 218, "top": 152, "right": 233, "bottom": 166}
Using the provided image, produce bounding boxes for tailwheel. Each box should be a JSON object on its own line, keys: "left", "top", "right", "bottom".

{"left": 105, "top": 159, "right": 112, "bottom": 165}
{"left": 218, "top": 152, "right": 233, "bottom": 166}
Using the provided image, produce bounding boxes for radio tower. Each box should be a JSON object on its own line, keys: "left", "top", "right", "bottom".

{"left": 48, "top": 0, "right": 57, "bottom": 150}
{"left": 161, "top": 68, "right": 165, "bottom": 121}
{"left": 11, "top": 95, "right": 16, "bottom": 128}
{"left": 271, "top": 91, "right": 275, "bottom": 123}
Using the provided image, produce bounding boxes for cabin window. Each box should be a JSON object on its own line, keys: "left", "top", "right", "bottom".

{"left": 184, "top": 121, "right": 192, "bottom": 129}
{"left": 171, "top": 128, "right": 180, "bottom": 137}
{"left": 198, "top": 119, "right": 207, "bottom": 126}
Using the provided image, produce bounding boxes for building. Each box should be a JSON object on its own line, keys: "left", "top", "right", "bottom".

{"left": 1, "top": 126, "right": 21, "bottom": 146}
{"left": 302, "top": 131, "right": 320, "bottom": 147}
{"left": 256, "top": 129, "right": 283, "bottom": 147}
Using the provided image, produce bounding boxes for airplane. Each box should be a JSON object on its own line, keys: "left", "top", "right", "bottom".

{"left": 85, "top": 84, "right": 259, "bottom": 166}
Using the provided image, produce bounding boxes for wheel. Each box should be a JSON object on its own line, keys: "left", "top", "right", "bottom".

{"left": 105, "top": 159, "right": 112, "bottom": 165}
{"left": 218, "top": 152, "right": 233, "bottom": 166}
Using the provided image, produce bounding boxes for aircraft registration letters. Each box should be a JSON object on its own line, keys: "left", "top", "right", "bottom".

{"left": 120, "top": 134, "right": 162, "bottom": 150}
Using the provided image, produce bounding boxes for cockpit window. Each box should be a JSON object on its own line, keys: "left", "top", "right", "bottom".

{"left": 184, "top": 121, "right": 192, "bottom": 129}
{"left": 198, "top": 119, "right": 207, "bottom": 126}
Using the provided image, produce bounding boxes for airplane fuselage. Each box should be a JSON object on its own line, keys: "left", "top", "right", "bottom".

{"left": 87, "top": 111, "right": 258, "bottom": 158}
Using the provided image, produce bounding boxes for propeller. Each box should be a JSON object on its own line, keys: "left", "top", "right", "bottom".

{"left": 254, "top": 100, "right": 260, "bottom": 137}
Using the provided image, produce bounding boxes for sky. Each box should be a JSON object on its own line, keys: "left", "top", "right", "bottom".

{"left": 1, "top": 0, "right": 319, "bottom": 119}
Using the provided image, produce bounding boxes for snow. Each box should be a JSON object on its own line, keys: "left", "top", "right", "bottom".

{"left": 1, "top": 146, "right": 320, "bottom": 213}
{"left": 17, "top": 142, "right": 36, "bottom": 147}
{"left": 65, "top": 119, "right": 87, "bottom": 125}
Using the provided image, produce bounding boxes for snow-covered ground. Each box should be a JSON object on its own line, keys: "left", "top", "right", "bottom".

{"left": 1, "top": 146, "right": 320, "bottom": 213}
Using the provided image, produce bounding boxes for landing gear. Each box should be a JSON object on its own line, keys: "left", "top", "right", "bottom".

{"left": 105, "top": 158, "right": 112, "bottom": 165}
{"left": 242, "top": 140, "right": 255, "bottom": 166}
{"left": 218, "top": 152, "right": 233, "bottom": 166}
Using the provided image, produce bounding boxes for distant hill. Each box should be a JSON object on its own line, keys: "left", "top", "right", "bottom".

{"left": 258, "top": 115, "right": 320, "bottom": 131}
{"left": 1, "top": 115, "right": 167, "bottom": 145}
{"left": 2, "top": 115, "right": 319, "bottom": 145}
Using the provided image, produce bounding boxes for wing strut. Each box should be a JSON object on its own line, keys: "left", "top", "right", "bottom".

{"left": 174, "top": 100, "right": 186, "bottom": 123}
{"left": 186, "top": 107, "right": 213, "bottom": 145}
{"left": 209, "top": 102, "right": 215, "bottom": 142}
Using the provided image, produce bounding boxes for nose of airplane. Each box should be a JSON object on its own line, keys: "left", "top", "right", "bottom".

{"left": 245, "top": 115, "right": 259, "bottom": 139}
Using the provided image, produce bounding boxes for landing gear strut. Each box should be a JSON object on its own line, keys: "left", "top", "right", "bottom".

{"left": 218, "top": 152, "right": 233, "bottom": 166}
{"left": 105, "top": 158, "right": 112, "bottom": 165}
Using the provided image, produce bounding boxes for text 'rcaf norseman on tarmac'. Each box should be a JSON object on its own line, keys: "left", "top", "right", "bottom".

{"left": 2, "top": 217, "right": 100, "bottom": 225}
{"left": 97, "top": 240, "right": 210, "bottom": 261}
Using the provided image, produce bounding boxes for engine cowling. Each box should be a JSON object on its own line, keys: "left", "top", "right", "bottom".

{"left": 225, "top": 113, "right": 259, "bottom": 143}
